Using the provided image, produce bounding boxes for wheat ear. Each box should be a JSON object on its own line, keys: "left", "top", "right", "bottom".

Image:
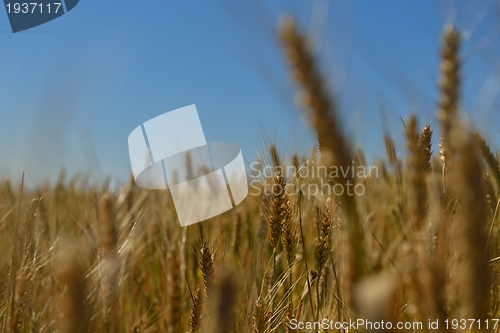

{"left": 280, "top": 16, "right": 366, "bottom": 306}
{"left": 199, "top": 240, "right": 215, "bottom": 295}
{"left": 419, "top": 125, "right": 433, "bottom": 172}
{"left": 405, "top": 115, "right": 428, "bottom": 231}
{"left": 190, "top": 287, "right": 203, "bottom": 333}
{"left": 252, "top": 297, "right": 269, "bottom": 333}
{"left": 472, "top": 131, "right": 500, "bottom": 187}
{"left": 437, "top": 25, "right": 460, "bottom": 173}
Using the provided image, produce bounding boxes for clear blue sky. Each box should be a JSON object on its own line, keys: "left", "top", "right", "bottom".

{"left": 1, "top": 0, "right": 500, "bottom": 187}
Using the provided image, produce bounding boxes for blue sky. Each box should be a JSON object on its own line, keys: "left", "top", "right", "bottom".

{"left": 1, "top": 0, "right": 500, "bottom": 187}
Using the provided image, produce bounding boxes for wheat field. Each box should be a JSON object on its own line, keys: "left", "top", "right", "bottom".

{"left": 1, "top": 17, "right": 500, "bottom": 333}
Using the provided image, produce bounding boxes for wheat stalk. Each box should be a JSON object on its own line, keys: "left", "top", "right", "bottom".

{"left": 167, "top": 244, "right": 182, "bottom": 332}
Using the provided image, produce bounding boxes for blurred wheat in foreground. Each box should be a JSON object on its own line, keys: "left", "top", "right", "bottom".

{"left": 1, "top": 17, "right": 500, "bottom": 333}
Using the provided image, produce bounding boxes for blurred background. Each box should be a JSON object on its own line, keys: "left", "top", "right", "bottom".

{"left": 1, "top": 0, "right": 500, "bottom": 188}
